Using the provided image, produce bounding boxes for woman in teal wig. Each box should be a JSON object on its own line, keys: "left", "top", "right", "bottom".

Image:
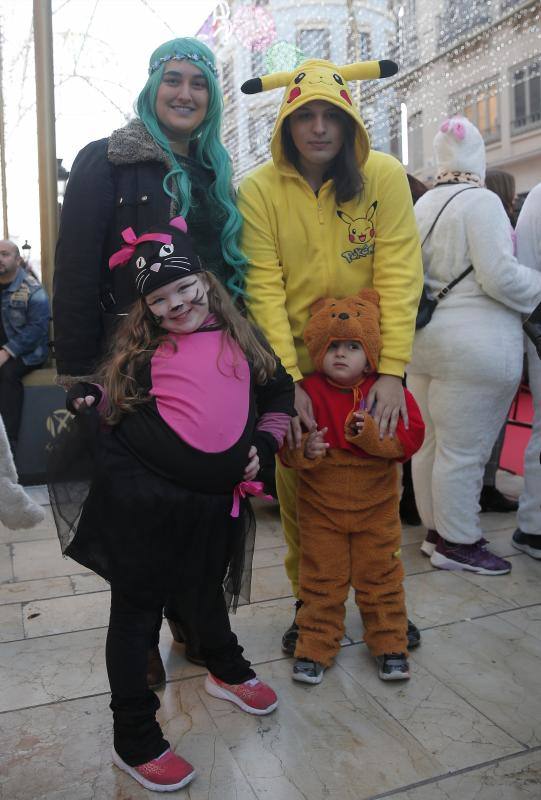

{"left": 54, "top": 36, "right": 246, "bottom": 691}
{"left": 136, "top": 38, "right": 246, "bottom": 289}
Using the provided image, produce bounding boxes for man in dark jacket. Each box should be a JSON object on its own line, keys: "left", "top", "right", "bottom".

{"left": 0, "top": 240, "right": 50, "bottom": 451}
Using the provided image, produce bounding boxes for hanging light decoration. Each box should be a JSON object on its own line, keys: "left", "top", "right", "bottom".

{"left": 231, "top": 3, "right": 276, "bottom": 52}
{"left": 264, "top": 41, "right": 306, "bottom": 73}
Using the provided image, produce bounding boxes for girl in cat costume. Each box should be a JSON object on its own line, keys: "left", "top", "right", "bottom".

{"left": 49, "top": 217, "right": 294, "bottom": 792}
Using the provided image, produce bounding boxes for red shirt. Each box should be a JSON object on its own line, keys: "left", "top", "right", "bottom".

{"left": 302, "top": 372, "right": 425, "bottom": 462}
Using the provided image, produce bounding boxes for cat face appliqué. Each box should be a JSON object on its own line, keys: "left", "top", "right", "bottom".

{"left": 135, "top": 243, "right": 194, "bottom": 295}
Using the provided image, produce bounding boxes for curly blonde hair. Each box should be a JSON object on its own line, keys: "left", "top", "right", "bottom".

{"left": 100, "top": 272, "right": 276, "bottom": 424}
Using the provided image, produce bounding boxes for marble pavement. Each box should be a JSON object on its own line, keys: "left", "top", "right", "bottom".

{"left": 1, "top": 474, "right": 540, "bottom": 799}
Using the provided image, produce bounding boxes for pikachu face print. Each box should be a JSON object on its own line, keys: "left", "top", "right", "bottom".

{"left": 337, "top": 201, "right": 377, "bottom": 263}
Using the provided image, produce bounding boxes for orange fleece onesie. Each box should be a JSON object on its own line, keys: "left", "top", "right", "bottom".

{"left": 281, "top": 290, "right": 425, "bottom": 665}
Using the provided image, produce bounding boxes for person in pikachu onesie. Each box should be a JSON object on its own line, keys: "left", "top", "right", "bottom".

{"left": 237, "top": 58, "right": 424, "bottom": 656}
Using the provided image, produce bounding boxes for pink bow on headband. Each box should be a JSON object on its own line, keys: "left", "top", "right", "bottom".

{"left": 109, "top": 228, "right": 172, "bottom": 270}
{"left": 440, "top": 118, "right": 465, "bottom": 141}
{"left": 108, "top": 217, "right": 189, "bottom": 270}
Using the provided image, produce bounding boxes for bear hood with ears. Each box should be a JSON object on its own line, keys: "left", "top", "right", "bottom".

{"left": 241, "top": 58, "right": 397, "bottom": 176}
{"left": 303, "top": 289, "right": 381, "bottom": 374}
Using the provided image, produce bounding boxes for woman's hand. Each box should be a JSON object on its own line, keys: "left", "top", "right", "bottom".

{"left": 287, "top": 383, "right": 316, "bottom": 449}
{"left": 243, "top": 445, "right": 260, "bottom": 481}
{"left": 366, "top": 374, "right": 408, "bottom": 439}
{"left": 304, "top": 427, "right": 329, "bottom": 459}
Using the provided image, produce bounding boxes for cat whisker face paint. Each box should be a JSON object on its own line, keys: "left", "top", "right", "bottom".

{"left": 108, "top": 217, "right": 210, "bottom": 334}
{"left": 145, "top": 274, "right": 210, "bottom": 335}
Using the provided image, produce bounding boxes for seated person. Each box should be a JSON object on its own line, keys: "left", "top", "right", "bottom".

{"left": 0, "top": 240, "right": 49, "bottom": 452}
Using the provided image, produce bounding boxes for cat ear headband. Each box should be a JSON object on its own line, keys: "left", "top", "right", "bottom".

{"left": 108, "top": 216, "right": 202, "bottom": 297}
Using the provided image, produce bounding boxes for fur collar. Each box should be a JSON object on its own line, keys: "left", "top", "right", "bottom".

{"left": 107, "top": 119, "right": 173, "bottom": 170}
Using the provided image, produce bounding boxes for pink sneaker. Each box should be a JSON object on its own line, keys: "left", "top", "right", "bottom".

{"left": 112, "top": 747, "right": 195, "bottom": 792}
{"left": 204, "top": 673, "right": 278, "bottom": 715}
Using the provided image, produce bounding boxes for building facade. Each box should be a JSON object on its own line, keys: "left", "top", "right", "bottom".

{"left": 204, "top": 0, "right": 540, "bottom": 194}
{"left": 382, "top": 0, "right": 541, "bottom": 193}
{"left": 205, "top": 0, "right": 395, "bottom": 183}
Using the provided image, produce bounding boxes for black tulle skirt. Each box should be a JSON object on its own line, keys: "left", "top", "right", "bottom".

{"left": 47, "top": 410, "right": 254, "bottom": 611}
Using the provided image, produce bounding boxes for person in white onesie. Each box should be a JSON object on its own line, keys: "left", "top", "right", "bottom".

{"left": 408, "top": 117, "right": 541, "bottom": 575}
{"left": 513, "top": 182, "right": 541, "bottom": 560}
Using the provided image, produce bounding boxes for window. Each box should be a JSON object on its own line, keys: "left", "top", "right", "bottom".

{"left": 395, "top": 1, "right": 418, "bottom": 68}
{"left": 389, "top": 109, "right": 401, "bottom": 160}
{"left": 438, "top": 0, "right": 492, "bottom": 50}
{"left": 297, "top": 28, "right": 330, "bottom": 60}
{"left": 248, "top": 111, "right": 275, "bottom": 161}
{"left": 251, "top": 49, "right": 265, "bottom": 77}
{"left": 363, "top": 103, "right": 375, "bottom": 139}
{"left": 511, "top": 58, "right": 541, "bottom": 134}
{"left": 347, "top": 30, "right": 371, "bottom": 63}
{"left": 450, "top": 77, "right": 500, "bottom": 143}
{"left": 408, "top": 111, "right": 423, "bottom": 171}
{"left": 221, "top": 59, "right": 235, "bottom": 109}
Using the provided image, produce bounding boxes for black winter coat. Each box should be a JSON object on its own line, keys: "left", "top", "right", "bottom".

{"left": 53, "top": 120, "right": 230, "bottom": 379}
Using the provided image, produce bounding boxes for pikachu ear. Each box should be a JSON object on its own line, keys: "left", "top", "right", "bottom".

{"left": 358, "top": 288, "right": 380, "bottom": 306}
{"left": 241, "top": 70, "right": 295, "bottom": 94}
{"left": 310, "top": 297, "right": 332, "bottom": 316}
{"left": 339, "top": 60, "right": 398, "bottom": 81}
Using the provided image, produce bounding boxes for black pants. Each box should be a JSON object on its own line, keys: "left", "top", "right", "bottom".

{"left": 0, "top": 357, "right": 34, "bottom": 449}
{"left": 107, "top": 583, "right": 254, "bottom": 767}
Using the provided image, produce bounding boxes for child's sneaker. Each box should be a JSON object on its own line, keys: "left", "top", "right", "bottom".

{"left": 376, "top": 653, "right": 410, "bottom": 681}
{"left": 512, "top": 528, "right": 541, "bottom": 560}
{"left": 204, "top": 673, "right": 278, "bottom": 715}
{"left": 431, "top": 537, "right": 511, "bottom": 575}
{"left": 282, "top": 599, "right": 303, "bottom": 655}
{"left": 292, "top": 658, "right": 325, "bottom": 684}
{"left": 112, "top": 747, "right": 195, "bottom": 792}
{"left": 420, "top": 528, "right": 439, "bottom": 557}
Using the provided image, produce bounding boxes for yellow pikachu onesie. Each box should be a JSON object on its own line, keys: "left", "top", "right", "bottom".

{"left": 237, "top": 58, "right": 423, "bottom": 596}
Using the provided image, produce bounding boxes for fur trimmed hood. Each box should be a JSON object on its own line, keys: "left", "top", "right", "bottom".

{"left": 108, "top": 119, "right": 173, "bottom": 170}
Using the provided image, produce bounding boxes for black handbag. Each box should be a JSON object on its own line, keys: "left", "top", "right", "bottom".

{"left": 416, "top": 186, "right": 479, "bottom": 329}
{"left": 523, "top": 300, "right": 541, "bottom": 360}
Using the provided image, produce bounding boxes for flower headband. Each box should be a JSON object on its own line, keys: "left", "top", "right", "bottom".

{"left": 149, "top": 52, "right": 218, "bottom": 78}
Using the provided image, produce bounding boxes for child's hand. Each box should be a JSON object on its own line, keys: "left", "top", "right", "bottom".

{"left": 243, "top": 445, "right": 260, "bottom": 481}
{"left": 66, "top": 382, "right": 102, "bottom": 415}
{"left": 72, "top": 396, "right": 97, "bottom": 413}
{"left": 304, "top": 427, "right": 329, "bottom": 459}
{"left": 348, "top": 411, "right": 366, "bottom": 436}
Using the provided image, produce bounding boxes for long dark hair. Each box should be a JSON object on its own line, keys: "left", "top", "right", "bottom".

{"left": 485, "top": 169, "right": 516, "bottom": 226}
{"left": 100, "top": 271, "right": 276, "bottom": 424}
{"left": 281, "top": 110, "right": 363, "bottom": 204}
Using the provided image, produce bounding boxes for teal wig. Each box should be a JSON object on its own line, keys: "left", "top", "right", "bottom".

{"left": 136, "top": 37, "right": 246, "bottom": 298}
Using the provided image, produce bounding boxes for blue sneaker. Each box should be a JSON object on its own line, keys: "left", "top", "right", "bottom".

{"left": 376, "top": 653, "right": 410, "bottom": 681}
{"left": 292, "top": 659, "right": 325, "bottom": 684}
{"left": 512, "top": 529, "right": 541, "bottom": 560}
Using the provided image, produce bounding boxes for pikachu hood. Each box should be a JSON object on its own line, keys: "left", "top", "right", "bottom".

{"left": 238, "top": 58, "right": 423, "bottom": 383}
{"left": 241, "top": 58, "right": 397, "bottom": 173}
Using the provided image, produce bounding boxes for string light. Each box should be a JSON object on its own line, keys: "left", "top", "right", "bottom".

{"left": 231, "top": 3, "right": 276, "bottom": 52}
{"left": 212, "top": 0, "right": 541, "bottom": 180}
{"left": 264, "top": 41, "right": 306, "bottom": 73}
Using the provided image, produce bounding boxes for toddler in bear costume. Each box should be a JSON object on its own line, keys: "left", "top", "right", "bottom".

{"left": 281, "top": 289, "right": 424, "bottom": 682}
